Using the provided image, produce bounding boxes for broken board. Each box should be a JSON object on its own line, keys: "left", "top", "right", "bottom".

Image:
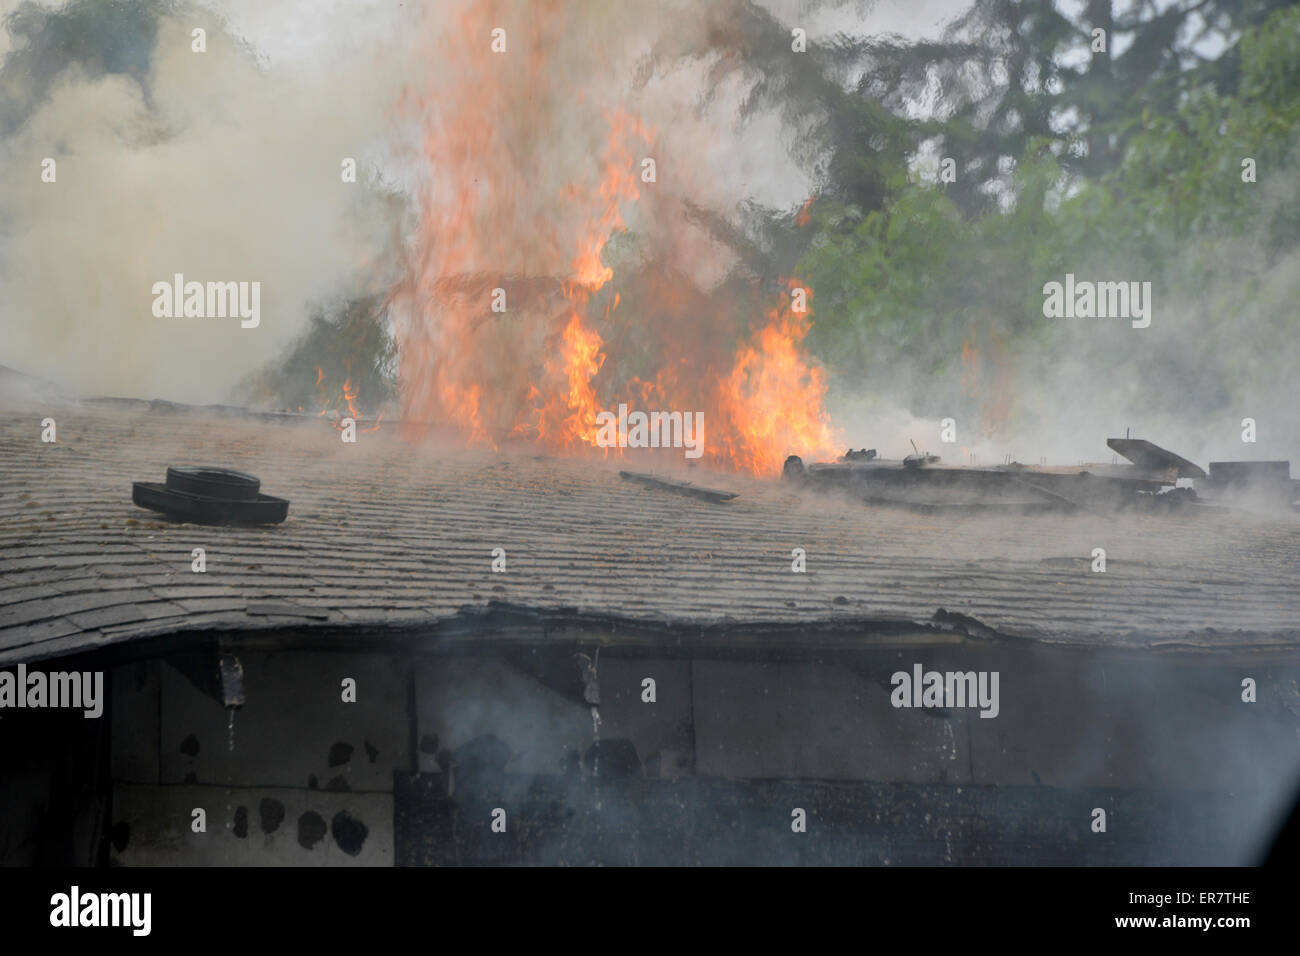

{"left": 1106, "top": 438, "right": 1207, "bottom": 479}
{"left": 619, "top": 471, "right": 738, "bottom": 503}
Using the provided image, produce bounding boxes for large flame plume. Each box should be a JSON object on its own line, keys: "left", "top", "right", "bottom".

{"left": 388, "top": 0, "right": 839, "bottom": 474}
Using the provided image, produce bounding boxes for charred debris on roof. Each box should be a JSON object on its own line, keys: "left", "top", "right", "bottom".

{"left": 783, "top": 436, "right": 1298, "bottom": 515}
{"left": 618, "top": 470, "right": 739, "bottom": 503}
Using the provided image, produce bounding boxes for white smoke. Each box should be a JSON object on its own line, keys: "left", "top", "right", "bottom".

{"left": 0, "top": 0, "right": 969, "bottom": 408}
{"left": 0, "top": 0, "right": 406, "bottom": 403}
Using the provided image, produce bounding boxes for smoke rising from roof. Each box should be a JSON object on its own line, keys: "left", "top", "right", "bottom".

{"left": 0, "top": 0, "right": 403, "bottom": 404}
{"left": 3, "top": 0, "right": 1295, "bottom": 476}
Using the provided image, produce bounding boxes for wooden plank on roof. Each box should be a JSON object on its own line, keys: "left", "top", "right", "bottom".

{"left": 619, "top": 470, "right": 738, "bottom": 503}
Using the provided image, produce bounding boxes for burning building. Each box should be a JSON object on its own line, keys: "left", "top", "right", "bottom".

{"left": 2, "top": 388, "right": 1298, "bottom": 866}
{"left": 2, "top": 0, "right": 1299, "bottom": 874}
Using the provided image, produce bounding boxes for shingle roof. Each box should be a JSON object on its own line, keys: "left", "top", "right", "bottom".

{"left": 3, "top": 399, "right": 1299, "bottom": 664}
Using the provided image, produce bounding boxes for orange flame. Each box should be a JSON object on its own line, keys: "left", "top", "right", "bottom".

{"left": 795, "top": 195, "right": 813, "bottom": 227}
{"left": 961, "top": 332, "right": 1012, "bottom": 438}
{"left": 712, "top": 278, "right": 837, "bottom": 474}
{"left": 388, "top": 5, "right": 839, "bottom": 475}
{"left": 313, "top": 369, "right": 382, "bottom": 432}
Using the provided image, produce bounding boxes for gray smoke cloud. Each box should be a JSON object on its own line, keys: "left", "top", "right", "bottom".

{"left": 0, "top": 0, "right": 405, "bottom": 404}
{"left": 0, "top": 0, "right": 970, "bottom": 413}
{"left": 25, "top": 0, "right": 1273, "bottom": 477}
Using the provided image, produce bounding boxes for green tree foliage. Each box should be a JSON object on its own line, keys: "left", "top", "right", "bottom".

{"left": 656, "top": 0, "right": 1296, "bottom": 265}
{"left": 237, "top": 295, "right": 395, "bottom": 416}
{"left": 798, "top": 5, "right": 1300, "bottom": 428}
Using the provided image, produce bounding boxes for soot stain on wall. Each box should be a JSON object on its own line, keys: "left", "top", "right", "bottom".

{"left": 297, "top": 810, "right": 327, "bottom": 850}
{"left": 259, "top": 798, "right": 285, "bottom": 834}
{"left": 331, "top": 810, "right": 368, "bottom": 856}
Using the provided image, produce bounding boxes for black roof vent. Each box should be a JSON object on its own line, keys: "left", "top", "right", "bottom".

{"left": 132, "top": 465, "right": 289, "bottom": 525}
